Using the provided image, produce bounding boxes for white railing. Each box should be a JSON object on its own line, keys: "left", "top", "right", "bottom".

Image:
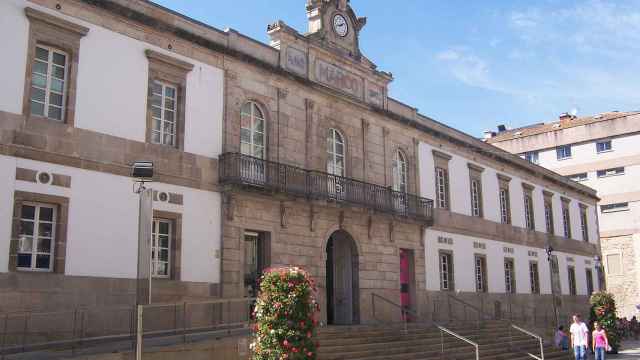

{"left": 510, "top": 324, "right": 544, "bottom": 360}
{"left": 436, "top": 325, "right": 480, "bottom": 360}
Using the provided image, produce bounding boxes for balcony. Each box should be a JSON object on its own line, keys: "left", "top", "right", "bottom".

{"left": 219, "top": 152, "right": 434, "bottom": 224}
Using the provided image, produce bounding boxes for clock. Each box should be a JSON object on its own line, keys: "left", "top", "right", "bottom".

{"left": 332, "top": 14, "right": 349, "bottom": 37}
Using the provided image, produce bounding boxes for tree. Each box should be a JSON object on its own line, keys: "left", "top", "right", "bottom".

{"left": 251, "top": 267, "right": 320, "bottom": 360}
{"left": 589, "top": 292, "right": 620, "bottom": 353}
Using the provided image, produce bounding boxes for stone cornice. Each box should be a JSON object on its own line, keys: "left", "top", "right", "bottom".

{"left": 432, "top": 209, "right": 598, "bottom": 258}
{"left": 25, "top": 7, "right": 89, "bottom": 36}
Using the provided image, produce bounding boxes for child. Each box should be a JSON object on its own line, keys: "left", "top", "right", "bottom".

{"left": 555, "top": 325, "right": 569, "bottom": 350}
{"left": 592, "top": 322, "right": 610, "bottom": 360}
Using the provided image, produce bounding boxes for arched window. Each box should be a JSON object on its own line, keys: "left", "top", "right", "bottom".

{"left": 327, "top": 128, "right": 345, "bottom": 177}
{"left": 240, "top": 102, "right": 265, "bottom": 159}
{"left": 392, "top": 150, "right": 408, "bottom": 193}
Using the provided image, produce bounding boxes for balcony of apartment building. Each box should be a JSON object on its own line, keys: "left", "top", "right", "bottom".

{"left": 219, "top": 152, "right": 434, "bottom": 224}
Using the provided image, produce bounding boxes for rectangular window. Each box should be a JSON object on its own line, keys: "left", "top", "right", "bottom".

{"left": 596, "top": 140, "right": 612, "bottom": 153}
{"left": 601, "top": 202, "right": 629, "bottom": 213}
{"left": 585, "top": 268, "right": 594, "bottom": 295}
{"left": 439, "top": 251, "right": 454, "bottom": 291}
{"left": 606, "top": 254, "right": 621, "bottom": 275}
{"left": 435, "top": 167, "right": 449, "bottom": 209}
{"left": 529, "top": 261, "right": 540, "bottom": 294}
{"left": 151, "top": 218, "right": 172, "bottom": 278}
{"left": 556, "top": 145, "right": 572, "bottom": 160}
{"left": 524, "top": 193, "right": 535, "bottom": 230}
{"left": 524, "top": 151, "right": 539, "bottom": 164}
{"left": 150, "top": 81, "right": 178, "bottom": 147}
{"left": 30, "top": 45, "right": 68, "bottom": 121}
{"left": 568, "top": 173, "right": 588, "bottom": 182}
{"left": 17, "top": 202, "right": 56, "bottom": 271}
{"left": 470, "top": 178, "right": 483, "bottom": 217}
{"left": 544, "top": 199, "right": 554, "bottom": 235}
{"left": 474, "top": 255, "right": 487, "bottom": 293}
{"left": 568, "top": 266, "right": 577, "bottom": 295}
{"left": 562, "top": 206, "right": 572, "bottom": 239}
{"left": 597, "top": 167, "right": 625, "bottom": 178}
{"left": 580, "top": 206, "right": 589, "bottom": 242}
{"left": 499, "top": 187, "right": 511, "bottom": 224}
{"left": 504, "top": 258, "right": 516, "bottom": 294}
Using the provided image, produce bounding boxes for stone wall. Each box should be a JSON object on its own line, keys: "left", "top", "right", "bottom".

{"left": 221, "top": 190, "right": 426, "bottom": 325}
{"left": 601, "top": 234, "right": 640, "bottom": 318}
{"left": 60, "top": 335, "right": 249, "bottom": 360}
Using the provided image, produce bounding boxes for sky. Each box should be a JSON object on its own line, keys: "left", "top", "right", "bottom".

{"left": 153, "top": 0, "right": 640, "bottom": 137}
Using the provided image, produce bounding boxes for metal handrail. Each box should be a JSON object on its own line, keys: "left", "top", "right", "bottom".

{"left": 436, "top": 325, "right": 480, "bottom": 360}
{"left": 371, "top": 293, "right": 417, "bottom": 334}
{"left": 444, "top": 293, "right": 495, "bottom": 329}
{"left": 509, "top": 324, "right": 544, "bottom": 360}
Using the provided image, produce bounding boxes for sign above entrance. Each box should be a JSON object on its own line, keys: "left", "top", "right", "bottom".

{"left": 314, "top": 59, "right": 364, "bottom": 100}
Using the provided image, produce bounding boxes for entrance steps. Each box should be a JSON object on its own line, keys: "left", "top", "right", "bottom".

{"left": 317, "top": 321, "right": 573, "bottom": 360}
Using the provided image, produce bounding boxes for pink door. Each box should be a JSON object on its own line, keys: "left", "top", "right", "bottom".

{"left": 400, "top": 249, "right": 411, "bottom": 321}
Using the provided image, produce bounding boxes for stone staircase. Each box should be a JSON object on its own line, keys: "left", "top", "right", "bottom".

{"left": 317, "top": 321, "right": 573, "bottom": 360}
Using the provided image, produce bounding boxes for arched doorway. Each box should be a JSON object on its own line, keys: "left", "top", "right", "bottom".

{"left": 326, "top": 230, "right": 359, "bottom": 325}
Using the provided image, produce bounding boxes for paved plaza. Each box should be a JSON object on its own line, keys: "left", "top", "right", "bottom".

{"left": 610, "top": 340, "right": 640, "bottom": 359}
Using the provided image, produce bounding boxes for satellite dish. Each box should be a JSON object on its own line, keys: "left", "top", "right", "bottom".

{"left": 570, "top": 108, "right": 578, "bottom": 117}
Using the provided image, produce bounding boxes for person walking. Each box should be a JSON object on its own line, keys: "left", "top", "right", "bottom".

{"left": 592, "top": 322, "right": 610, "bottom": 360}
{"left": 555, "top": 326, "right": 569, "bottom": 350}
{"left": 570, "top": 314, "right": 590, "bottom": 360}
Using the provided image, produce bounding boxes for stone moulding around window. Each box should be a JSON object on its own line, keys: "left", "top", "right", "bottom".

{"left": 542, "top": 190, "right": 554, "bottom": 199}
{"left": 497, "top": 173, "right": 512, "bottom": 183}
{"left": 23, "top": 7, "right": 89, "bottom": 127}
{"left": 432, "top": 149, "right": 452, "bottom": 163}
{"left": 145, "top": 49, "right": 194, "bottom": 151}
{"left": 10, "top": 191, "right": 69, "bottom": 273}
{"left": 561, "top": 196, "right": 571, "bottom": 204}
{"left": 522, "top": 182, "right": 535, "bottom": 192}
{"left": 153, "top": 210, "right": 183, "bottom": 281}
{"left": 467, "top": 163, "right": 484, "bottom": 173}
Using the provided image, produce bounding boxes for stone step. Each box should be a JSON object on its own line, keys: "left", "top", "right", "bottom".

{"left": 316, "top": 322, "right": 574, "bottom": 360}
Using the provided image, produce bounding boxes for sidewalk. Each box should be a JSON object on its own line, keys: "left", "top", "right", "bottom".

{"left": 609, "top": 340, "right": 640, "bottom": 359}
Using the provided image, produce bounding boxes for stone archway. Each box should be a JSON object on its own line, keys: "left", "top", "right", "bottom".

{"left": 326, "top": 230, "right": 360, "bottom": 325}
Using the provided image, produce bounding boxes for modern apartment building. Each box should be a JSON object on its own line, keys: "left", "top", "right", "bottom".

{"left": 487, "top": 111, "right": 640, "bottom": 317}
{"left": 0, "top": 0, "right": 602, "bottom": 327}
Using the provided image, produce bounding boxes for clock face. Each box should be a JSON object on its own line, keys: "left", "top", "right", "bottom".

{"left": 333, "top": 14, "right": 349, "bottom": 37}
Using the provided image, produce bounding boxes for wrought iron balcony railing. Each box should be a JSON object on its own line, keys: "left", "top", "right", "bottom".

{"left": 219, "top": 152, "right": 434, "bottom": 223}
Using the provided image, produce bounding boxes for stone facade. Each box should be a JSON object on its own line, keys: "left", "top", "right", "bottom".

{"left": 0, "top": 0, "right": 602, "bottom": 334}
{"left": 599, "top": 234, "right": 640, "bottom": 318}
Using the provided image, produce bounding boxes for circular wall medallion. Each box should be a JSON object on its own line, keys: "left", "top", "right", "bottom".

{"left": 158, "top": 191, "right": 169, "bottom": 203}
{"left": 36, "top": 171, "right": 52, "bottom": 185}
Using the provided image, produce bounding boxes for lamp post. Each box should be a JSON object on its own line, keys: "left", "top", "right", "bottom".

{"left": 546, "top": 245, "right": 560, "bottom": 329}
{"left": 131, "top": 161, "right": 154, "bottom": 360}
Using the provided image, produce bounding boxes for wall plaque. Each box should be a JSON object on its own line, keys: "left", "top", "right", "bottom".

{"left": 366, "top": 82, "right": 384, "bottom": 107}
{"left": 314, "top": 59, "right": 363, "bottom": 99}
{"left": 285, "top": 46, "right": 307, "bottom": 76}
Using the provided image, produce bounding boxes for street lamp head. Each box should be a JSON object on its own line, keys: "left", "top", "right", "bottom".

{"left": 545, "top": 246, "right": 554, "bottom": 256}
{"left": 131, "top": 161, "right": 154, "bottom": 182}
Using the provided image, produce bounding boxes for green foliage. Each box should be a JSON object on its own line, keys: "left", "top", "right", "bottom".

{"left": 251, "top": 267, "right": 320, "bottom": 360}
{"left": 589, "top": 292, "right": 620, "bottom": 351}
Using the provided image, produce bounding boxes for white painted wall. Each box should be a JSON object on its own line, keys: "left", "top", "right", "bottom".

{"left": 531, "top": 133, "right": 640, "bottom": 237}
{"left": 418, "top": 142, "right": 598, "bottom": 244}
{"left": 1, "top": 0, "right": 224, "bottom": 159}
{"left": 424, "top": 229, "right": 598, "bottom": 295}
{"left": 0, "top": 0, "right": 29, "bottom": 114}
{"left": 0, "top": 155, "right": 221, "bottom": 284}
